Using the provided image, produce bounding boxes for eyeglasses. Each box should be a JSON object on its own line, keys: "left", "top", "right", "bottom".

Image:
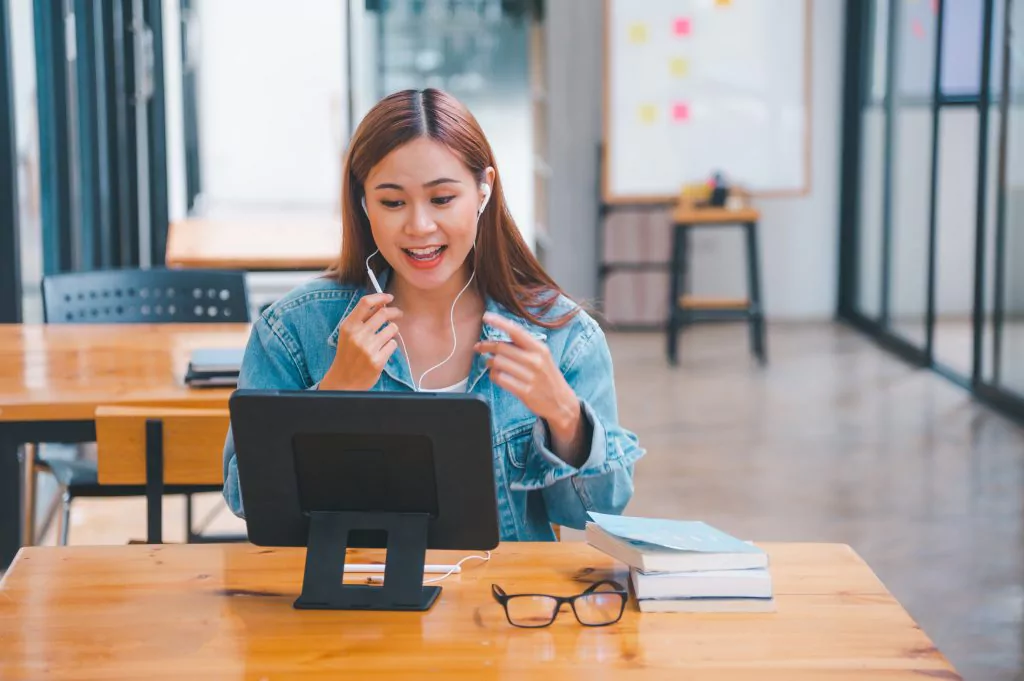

{"left": 491, "top": 580, "right": 628, "bottom": 628}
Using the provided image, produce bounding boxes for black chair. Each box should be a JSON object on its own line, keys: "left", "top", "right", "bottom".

{"left": 25, "top": 268, "right": 250, "bottom": 545}
{"left": 42, "top": 267, "right": 249, "bottom": 324}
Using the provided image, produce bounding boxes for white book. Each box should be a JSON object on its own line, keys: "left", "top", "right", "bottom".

{"left": 630, "top": 566, "right": 772, "bottom": 600}
{"left": 585, "top": 522, "right": 768, "bottom": 573}
{"left": 637, "top": 597, "right": 776, "bottom": 614}
{"left": 188, "top": 347, "right": 244, "bottom": 374}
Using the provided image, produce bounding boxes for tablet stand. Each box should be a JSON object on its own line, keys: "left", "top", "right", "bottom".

{"left": 293, "top": 510, "right": 440, "bottom": 611}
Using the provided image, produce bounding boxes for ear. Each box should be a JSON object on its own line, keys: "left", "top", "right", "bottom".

{"left": 478, "top": 183, "right": 492, "bottom": 217}
{"left": 478, "top": 166, "right": 496, "bottom": 216}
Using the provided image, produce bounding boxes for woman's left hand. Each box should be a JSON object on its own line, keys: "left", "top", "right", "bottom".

{"left": 476, "top": 313, "right": 586, "bottom": 464}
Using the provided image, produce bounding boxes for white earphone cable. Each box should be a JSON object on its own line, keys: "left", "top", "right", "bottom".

{"left": 364, "top": 550, "right": 492, "bottom": 585}
{"left": 422, "top": 550, "right": 491, "bottom": 584}
{"left": 414, "top": 269, "right": 474, "bottom": 391}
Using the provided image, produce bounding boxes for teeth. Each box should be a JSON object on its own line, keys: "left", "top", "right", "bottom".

{"left": 405, "top": 246, "right": 445, "bottom": 258}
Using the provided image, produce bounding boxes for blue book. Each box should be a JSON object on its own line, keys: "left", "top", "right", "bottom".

{"left": 585, "top": 512, "right": 768, "bottom": 573}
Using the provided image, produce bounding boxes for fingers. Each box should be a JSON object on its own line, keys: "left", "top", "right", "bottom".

{"left": 372, "top": 320, "right": 401, "bottom": 351}
{"left": 482, "top": 312, "right": 540, "bottom": 348}
{"left": 491, "top": 369, "right": 529, "bottom": 397}
{"left": 475, "top": 340, "right": 535, "bottom": 366}
{"left": 351, "top": 293, "right": 394, "bottom": 322}
{"left": 363, "top": 305, "right": 403, "bottom": 334}
{"left": 488, "top": 353, "right": 534, "bottom": 382}
{"left": 374, "top": 339, "right": 399, "bottom": 366}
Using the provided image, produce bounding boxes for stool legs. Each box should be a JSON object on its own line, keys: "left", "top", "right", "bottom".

{"left": 744, "top": 222, "right": 767, "bottom": 364}
{"left": 666, "top": 224, "right": 688, "bottom": 365}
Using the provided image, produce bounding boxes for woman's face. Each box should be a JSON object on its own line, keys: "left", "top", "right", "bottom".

{"left": 363, "top": 137, "right": 494, "bottom": 292}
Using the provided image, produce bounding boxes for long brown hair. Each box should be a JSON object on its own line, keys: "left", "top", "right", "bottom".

{"left": 332, "top": 88, "right": 577, "bottom": 329}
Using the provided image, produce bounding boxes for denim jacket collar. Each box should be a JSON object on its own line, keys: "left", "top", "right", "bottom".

{"left": 325, "top": 268, "right": 547, "bottom": 390}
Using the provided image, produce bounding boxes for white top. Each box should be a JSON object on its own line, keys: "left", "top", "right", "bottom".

{"left": 428, "top": 376, "right": 470, "bottom": 393}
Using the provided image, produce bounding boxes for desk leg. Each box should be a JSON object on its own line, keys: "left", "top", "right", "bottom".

{"left": 666, "top": 224, "right": 687, "bottom": 365}
{"left": 0, "top": 427, "right": 21, "bottom": 568}
{"left": 745, "top": 221, "right": 767, "bottom": 364}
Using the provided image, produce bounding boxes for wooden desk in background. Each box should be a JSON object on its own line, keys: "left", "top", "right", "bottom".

{"left": 0, "top": 542, "right": 959, "bottom": 679}
{"left": 166, "top": 217, "right": 341, "bottom": 271}
{"left": 0, "top": 323, "right": 250, "bottom": 568}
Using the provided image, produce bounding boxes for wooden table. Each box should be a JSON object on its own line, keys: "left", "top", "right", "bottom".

{"left": 166, "top": 216, "right": 341, "bottom": 270}
{"left": 0, "top": 323, "right": 250, "bottom": 567}
{"left": 0, "top": 542, "right": 960, "bottom": 680}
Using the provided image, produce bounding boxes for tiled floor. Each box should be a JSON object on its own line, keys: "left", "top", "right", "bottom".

{"left": 26, "top": 322, "right": 1024, "bottom": 680}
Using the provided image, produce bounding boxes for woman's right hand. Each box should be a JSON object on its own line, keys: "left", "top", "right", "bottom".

{"left": 319, "top": 293, "right": 402, "bottom": 391}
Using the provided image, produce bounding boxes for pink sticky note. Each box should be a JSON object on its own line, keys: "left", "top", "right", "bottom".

{"left": 673, "top": 17, "right": 692, "bottom": 37}
{"left": 672, "top": 102, "right": 690, "bottom": 122}
{"left": 911, "top": 18, "right": 925, "bottom": 39}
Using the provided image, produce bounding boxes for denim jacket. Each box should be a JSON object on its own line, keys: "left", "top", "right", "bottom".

{"left": 222, "top": 272, "right": 645, "bottom": 541}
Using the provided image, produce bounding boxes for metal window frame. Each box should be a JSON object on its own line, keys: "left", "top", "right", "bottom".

{"left": 837, "top": 0, "right": 1024, "bottom": 422}
{"left": 0, "top": 0, "right": 22, "bottom": 324}
{"left": 143, "top": 0, "right": 168, "bottom": 266}
{"left": 73, "top": 0, "right": 101, "bottom": 270}
{"left": 970, "top": 0, "right": 997, "bottom": 385}
{"left": 32, "top": 0, "right": 148, "bottom": 273}
{"left": 33, "top": 0, "right": 74, "bottom": 274}
{"left": 110, "top": 0, "right": 139, "bottom": 267}
{"left": 990, "top": 0, "right": 1013, "bottom": 387}
{"left": 180, "top": 0, "right": 201, "bottom": 212}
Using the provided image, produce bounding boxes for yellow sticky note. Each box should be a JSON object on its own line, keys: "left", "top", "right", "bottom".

{"left": 628, "top": 22, "right": 648, "bottom": 44}
{"left": 670, "top": 57, "right": 690, "bottom": 77}
{"left": 638, "top": 104, "right": 658, "bottom": 124}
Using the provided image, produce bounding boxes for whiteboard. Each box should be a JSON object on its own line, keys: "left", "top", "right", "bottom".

{"left": 603, "top": 0, "right": 811, "bottom": 203}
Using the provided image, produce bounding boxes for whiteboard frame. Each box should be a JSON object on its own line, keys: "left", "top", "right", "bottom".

{"left": 601, "top": 0, "right": 814, "bottom": 205}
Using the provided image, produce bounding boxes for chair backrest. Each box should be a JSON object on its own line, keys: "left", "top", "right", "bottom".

{"left": 42, "top": 268, "right": 250, "bottom": 324}
{"left": 95, "top": 406, "right": 230, "bottom": 486}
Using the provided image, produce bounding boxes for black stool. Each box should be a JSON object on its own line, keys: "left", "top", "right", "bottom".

{"left": 666, "top": 206, "right": 766, "bottom": 365}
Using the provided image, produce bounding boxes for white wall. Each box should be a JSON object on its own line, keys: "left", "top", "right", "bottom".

{"left": 684, "top": 0, "right": 841, "bottom": 320}
{"left": 546, "top": 0, "right": 1022, "bottom": 324}
{"left": 464, "top": 99, "right": 534, "bottom": 250}
{"left": 163, "top": 0, "right": 187, "bottom": 223}
{"left": 9, "top": 0, "right": 42, "bottom": 318}
{"left": 545, "top": 0, "right": 603, "bottom": 307}
{"left": 190, "top": 1, "right": 534, "bottom": 248}
{"left": 196, "top": 0, "right": 347, "bottom": 213}
{"left": 546, "top": 0, "right": 842, "bottom": 322}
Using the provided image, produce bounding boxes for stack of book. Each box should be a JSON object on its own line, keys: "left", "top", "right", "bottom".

{"left": 585, "top": 512, "right": 774, "bottom": 613}
{"left": 184, "top": 348, "right": 245, "bottom": 388}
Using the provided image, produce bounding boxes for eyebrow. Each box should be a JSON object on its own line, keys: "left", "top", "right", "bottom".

{"left": 373, "top": 178, "right": 463, "bottom": 190}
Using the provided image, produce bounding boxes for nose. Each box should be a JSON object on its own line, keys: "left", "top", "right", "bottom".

{"left": 404, "top": 202, "right": 437, "bottom": 237}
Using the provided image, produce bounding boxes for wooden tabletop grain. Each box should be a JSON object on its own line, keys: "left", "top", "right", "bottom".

{"left": 166, "top": 216, "right": 341, "bottom": 270}
{"left": 0, "top": 542, "right": 960, "bottom": 680}
{"left": 0, "top": 323, "right": 249, "bottom": 422}
{"left": 672, "top": 205, "right": 761, "bottom": 225}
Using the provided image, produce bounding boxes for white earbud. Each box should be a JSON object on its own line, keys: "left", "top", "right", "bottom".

{"left": 478, "top": 182, "right": 491, "bottom": 217}
{"left": 365, "top": 249, "right": 384, "bottom": 294}
{"left": 361, "top": 195, "right": 368, "bottom": 216}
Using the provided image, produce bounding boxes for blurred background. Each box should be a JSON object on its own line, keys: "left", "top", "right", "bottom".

{"left": 2, "top": 0, "right": 1024, "bottom": 678}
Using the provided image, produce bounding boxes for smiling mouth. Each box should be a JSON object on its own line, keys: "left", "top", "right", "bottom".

{"left": 402, "top": 246, "right": 447, "bottom": 261}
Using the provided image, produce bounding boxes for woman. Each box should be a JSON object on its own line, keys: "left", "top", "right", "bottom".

{"left": 222, "top": 88, "right": 644, "bottom": 541}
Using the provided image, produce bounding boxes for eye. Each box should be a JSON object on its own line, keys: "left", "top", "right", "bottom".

{"left": 380, "top": 199, "right": 404, "bottom": 209}
{"left": 431, "top": 196, "right": 456, "bottom": 206}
